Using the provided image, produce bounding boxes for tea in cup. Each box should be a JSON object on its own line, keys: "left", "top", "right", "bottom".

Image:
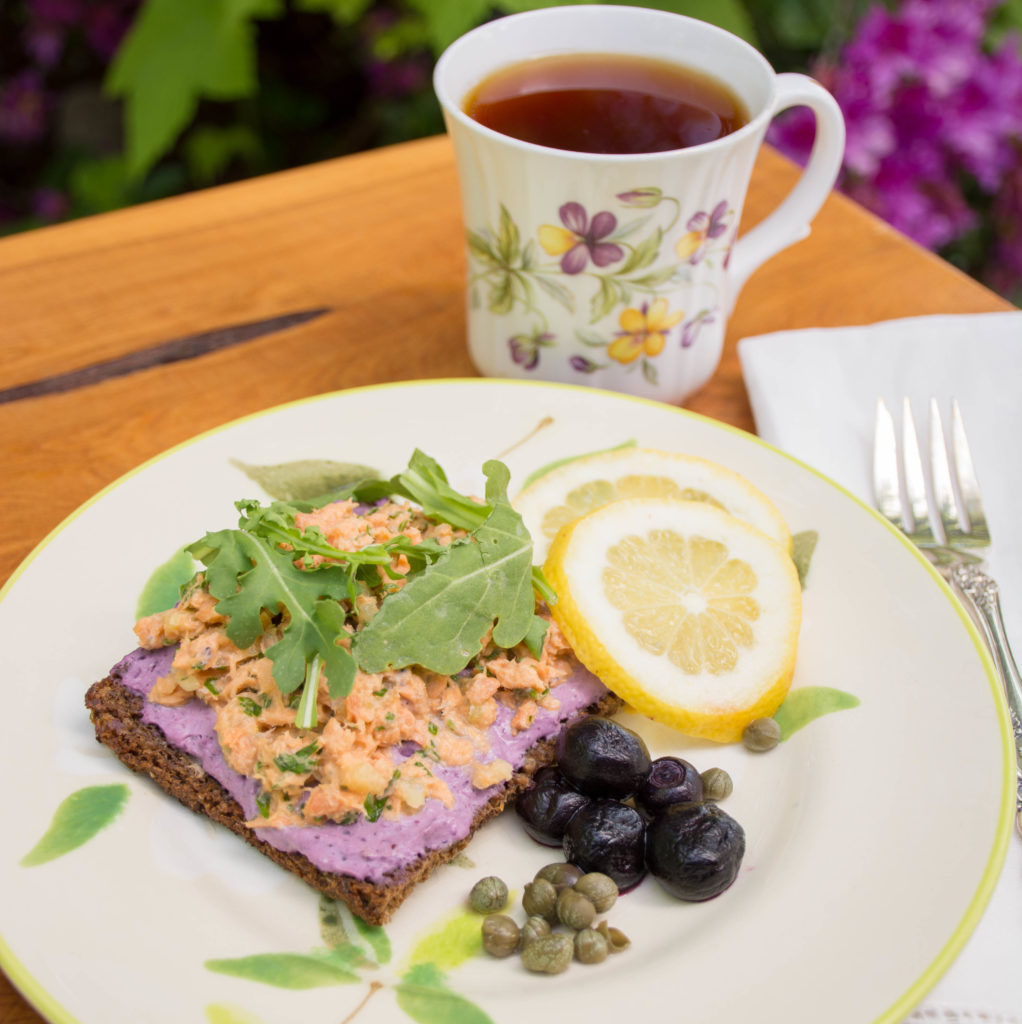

{"left": 433, "top": 5, "right": 845, "bottom": 404}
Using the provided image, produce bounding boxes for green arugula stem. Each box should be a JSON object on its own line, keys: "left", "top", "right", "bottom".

{"left": 295, "top": 654, "right": 322, "bottom": 730}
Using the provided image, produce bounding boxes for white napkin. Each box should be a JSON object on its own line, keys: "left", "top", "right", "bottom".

{"left": 738, "top": 312, "right": 1022, "bottom": 1024}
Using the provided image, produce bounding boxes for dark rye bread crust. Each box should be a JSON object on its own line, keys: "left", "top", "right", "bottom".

{"left": 85, "top": 674, "right": 620, "bottom": 926}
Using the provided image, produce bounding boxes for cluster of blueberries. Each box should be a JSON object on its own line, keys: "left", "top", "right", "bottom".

{"left": 515, "top": 717, "right": 745, "bottom": 900}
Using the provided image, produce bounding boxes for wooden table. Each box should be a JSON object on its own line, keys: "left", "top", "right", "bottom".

{"left": 0, "top": 134, "right": 1012, "bottom": 1023}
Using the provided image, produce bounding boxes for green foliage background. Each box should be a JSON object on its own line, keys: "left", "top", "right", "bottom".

{"left": 2, "top": 0, "right": 870, "bottom": 229}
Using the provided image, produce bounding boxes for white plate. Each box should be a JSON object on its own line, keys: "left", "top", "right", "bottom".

{"left": 0, "top": 379, "right": 1013, "bottom": 1024}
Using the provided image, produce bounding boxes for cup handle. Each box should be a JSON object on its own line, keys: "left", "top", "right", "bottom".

{"left": 726, "top": 72, "right": 845, "bottom": 311}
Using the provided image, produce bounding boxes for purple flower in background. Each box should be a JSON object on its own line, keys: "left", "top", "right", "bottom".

{"left": 32, "top": 187, "right": 69, "bottom": 222}
{"left": 0, "top": 70, "right": 49, "bottom": 144}
{"left": 768, "top": 0, "right": 1022, "bottom": 264}
{"left": 538, "top": 202, "right": 624, "bottom": 274}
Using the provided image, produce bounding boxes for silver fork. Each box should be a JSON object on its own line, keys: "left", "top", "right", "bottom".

{"left": 874, "top": 397, "right": 1022, "bottom": 836}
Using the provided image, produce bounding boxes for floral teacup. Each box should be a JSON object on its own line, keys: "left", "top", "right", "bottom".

{"left": 434, "top": 5, "right": 845, "bottom": 405}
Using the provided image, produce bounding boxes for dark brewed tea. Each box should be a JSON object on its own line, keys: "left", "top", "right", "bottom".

{"left": 464, "top": 53, "right": 748, "bottom": 154}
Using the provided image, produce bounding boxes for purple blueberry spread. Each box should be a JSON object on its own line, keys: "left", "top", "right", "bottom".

{"left": 112, "top": 646, "right": 607, "bottom": 884}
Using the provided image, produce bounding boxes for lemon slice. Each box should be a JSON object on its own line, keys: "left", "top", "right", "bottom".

{"left": 515, "top": 447, "right": 791, "bottom": 563}
{"left": 544, "top": 497, "right": 801, "bottom": 742}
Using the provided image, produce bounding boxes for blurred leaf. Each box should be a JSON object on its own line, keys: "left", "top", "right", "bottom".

{"left": 403, "top": 0, "right": 492, "bottom": 53}
{"left": 67, "top": 154, "right": 132, "bottom": 214}
{"left": 106, "top": 0, "right": 285, "bottom": 179}
{"left": 184, "top": 124, "right": 264, "bottom": 185}
{"left": 295, "top": 0, "right": 373, "bottom": 22}
{"left": 988, "top": 0, "right": 1022, "bottom": 45}
{"left": 604, "top": 0, "right": 757, "bottom": 44}
{"left": 768, "top": 0, "right": 832, "bottom": 49}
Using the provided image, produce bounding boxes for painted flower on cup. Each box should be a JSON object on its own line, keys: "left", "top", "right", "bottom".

{"left": 509, "top": 328, "right": 554, "bottom": 370}
{"left": 675, "top": 200, "right": 731, "bottom": 263}
{"left": 607, "top": 298, "right": 684, "bottom": 364}
{"left": 569, "top": 354, "right": 602, "bottom": 374}
{"left": 538, "top": 202, "right": 624, "bottom": 274}
{"left": 680, "top": 308, "right": 717, "bottom": 348}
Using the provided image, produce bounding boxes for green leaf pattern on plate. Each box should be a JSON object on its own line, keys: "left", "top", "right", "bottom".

{"left": 395, "top": 963, "right": 494, "bottom": 1024}
{"left": 774, "top": 686, "right": 861, "bottom": 740}
{"left": 135, "top": 546, "right": 199, "bottom": 618}
{"left": 404, "top": 908, "right": 484, "bottom": 972}
{"left": 204, "top": 949, "right": 362, "bottom": 989}
{"left": 21, "top": 784, "right": 130, "bottom": 866}
{"left": 204, "top": 1003, "right": 273, "bottom": 1024}
{"left": 230, "top": 458, "right": 379, "bottom": 502}
{"left": 791, "top": 530, "right": 819, "bottom": 590}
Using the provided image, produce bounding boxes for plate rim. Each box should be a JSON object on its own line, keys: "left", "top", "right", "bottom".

{"left": 0, "top": 376, "right": 1014, "bottom": 1024}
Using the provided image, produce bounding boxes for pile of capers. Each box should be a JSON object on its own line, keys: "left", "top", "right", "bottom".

{"left": 471, "top": 863, "right": 630, "bottom": 975}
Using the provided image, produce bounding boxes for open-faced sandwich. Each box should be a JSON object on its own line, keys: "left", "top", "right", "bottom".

{"left": 85, "top": 452, "right": 617, "bottom": 925}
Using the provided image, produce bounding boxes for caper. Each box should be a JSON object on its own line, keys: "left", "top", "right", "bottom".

{"left": 700, "top": 766, "right": 734, "bottom": 801}
{"left": 556, "top": 888, "right": 596, "bottom": 930}
{"left": 521, "top": 914, "right": 551, "bottom": 947}
{"left": 596, "top": 920, "right": 631, "bottom": 953}
{"left": 574, "top": 927, "right": 609, "bottom": 965}
{"left": 481, "top": 914, "right": 520, "bottom": 958}
{"left": 573, "top": 872, "right": 618, "bottom": 913}
{"left": 742, "top": 716, "right": 781, "bottom": 752}
{"left": 520, "top": 932, "right": 574, "bottom": 974}
{"left": 535, "top": 861, "right": 583, "bottom": 892}
{"left": 469, "top": 875, "right": 508, "bottom": 914}
{"left": 522, "top": 877, "right": 558, "bottom": 921}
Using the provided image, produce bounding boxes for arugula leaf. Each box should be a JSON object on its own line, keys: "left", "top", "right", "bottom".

{"left": 188, "top": 528, "right": 357, "bottom": 701}
{"left": 523, "top": 615, "right": 549, "bottom": 660}
{"left": 388, "top": 450, "right": 490, "bottom": 532}
{"left": 351, "top": 462, "right": 535, "bottom": 674}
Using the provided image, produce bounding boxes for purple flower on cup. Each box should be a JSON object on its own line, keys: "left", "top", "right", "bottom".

{"left": 569, "top": 354, "right": 601, "bottom": 373}
{"left": 616, "top": 187, "right": 663, "bottom": 209}
{"left": 538, "top": 202, "right": 624, "bottom": 274}
{"left": 680, "top": 308, "right": 717, "bottom": 349}
{"left": 509, "top": 329, "right": 554, "bottom": 370}
{"left": 674, "top": 200, "right": 730, "bottom": 263}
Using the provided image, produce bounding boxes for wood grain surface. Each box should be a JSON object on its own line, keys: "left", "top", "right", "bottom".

{"left": 0, "top": 133, "right": 1012, "bottom": 1024}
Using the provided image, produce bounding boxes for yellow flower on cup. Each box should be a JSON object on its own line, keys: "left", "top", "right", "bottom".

{"left": 607, "top": 298, "right": 684, "bottom": 364}
{"left": 674, "top": 200, "right": 731, "bottom": 264}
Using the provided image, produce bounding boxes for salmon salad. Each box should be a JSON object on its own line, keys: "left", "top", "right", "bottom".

{"left": 119, "top": 452, "right": 610, "bottom": 847}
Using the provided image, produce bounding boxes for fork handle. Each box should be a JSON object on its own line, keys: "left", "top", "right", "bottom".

{"left": 950, "top": 564, "right": 1022, "bottom": 826}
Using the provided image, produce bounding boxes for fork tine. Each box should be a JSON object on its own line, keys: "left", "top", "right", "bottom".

{"left": 929, "top": 397, "right": 966, "bottom": 543}
{"left": 873, "top": 398, "right": 904, "bottom": 529}
{"left": 901, "top": 398, "right": 938, "bottom": 543}
{"left": 951, "top": 399, "right": 991, "bottom": 543}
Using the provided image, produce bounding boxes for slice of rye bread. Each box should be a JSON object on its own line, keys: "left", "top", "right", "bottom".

{"left": 85, "top": 674, "right": 621, "bottom": 926}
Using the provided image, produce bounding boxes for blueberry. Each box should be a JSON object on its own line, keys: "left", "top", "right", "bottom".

{"left": 635, "top": 756, "right": 704, "bottom": 818}
{"left": 562, "top": 799, "right": 647, "bottom": 891}
{"left": 645, "top": 802, "right": 745, "bottom": 901}
{"left": 555, "top": 717, "right": 652, "bottom": 798}
{"left": 515, "top": 771, "right": 590, "bottom": 846}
